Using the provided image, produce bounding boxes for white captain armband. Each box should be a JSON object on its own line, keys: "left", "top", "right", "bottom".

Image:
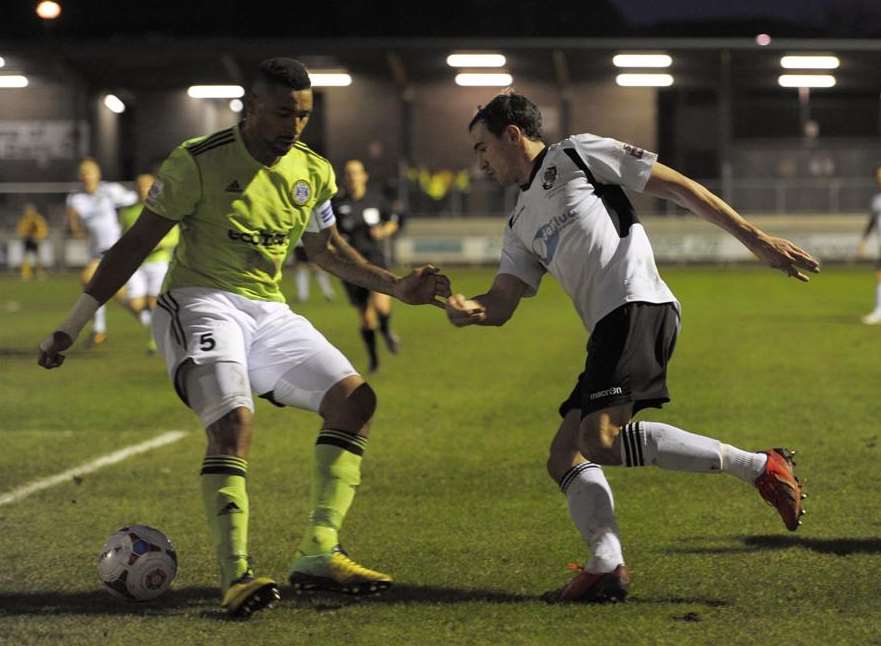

{"left": 305, "top": 200, "right": 336, "bottom": 232}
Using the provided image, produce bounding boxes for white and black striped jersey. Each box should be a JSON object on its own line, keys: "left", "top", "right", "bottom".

{"left": 498, "top": 133, "right": 677, "bottom": 332}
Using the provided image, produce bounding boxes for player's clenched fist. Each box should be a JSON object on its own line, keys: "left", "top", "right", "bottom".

{"left": 393, "top": 265, "right": 452, "bottom": 305}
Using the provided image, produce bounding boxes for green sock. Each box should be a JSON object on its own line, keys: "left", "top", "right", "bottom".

{"left": 200, "top": 455, "right": 250, "bottom": 591}
{"left": 297, "top": 430, "right": 367, "bottom": 556}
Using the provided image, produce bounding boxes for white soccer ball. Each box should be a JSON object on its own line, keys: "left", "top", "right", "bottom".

{"left": 97, "top": 525, "right": 178, "bottom": 601}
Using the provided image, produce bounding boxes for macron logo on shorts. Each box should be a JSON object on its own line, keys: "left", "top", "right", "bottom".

{"left": 590, "top": 386, "right": 623, "bottom": 400}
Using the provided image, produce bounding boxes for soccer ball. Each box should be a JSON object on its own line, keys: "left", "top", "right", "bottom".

{"left": 97, "top": 525, "right": 178, "bottom": 601}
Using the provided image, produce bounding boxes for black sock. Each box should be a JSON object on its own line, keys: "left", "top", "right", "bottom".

{"left": 360, "top": 327, "right": 378, "bottom": 367}
{"left": 378, "top": 313, "right": 391, "bottom": 335}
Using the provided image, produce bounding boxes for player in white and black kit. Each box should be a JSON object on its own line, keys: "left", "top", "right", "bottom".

{"left": 445, "top": 94, "right": 819, "bottom": 603}
{"left": 857, "top": 167, "right": 881, "bottom": 324}
{"left": 333, "top": 159, "right": 401, "bottom": 373}
{"left": 66, "top": 158, "right": 138, "bottom": 345}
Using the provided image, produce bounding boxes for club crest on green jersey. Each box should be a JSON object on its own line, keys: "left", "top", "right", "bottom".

{"left": 293, "top": 180, "right": 311, "bottom": 205}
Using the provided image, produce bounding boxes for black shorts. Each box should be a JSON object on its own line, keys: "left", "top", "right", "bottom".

{"left": 342, "top": 254, "right": 387, "bottom": 309}
{"left": 559, "top": 302, "right": 680, "bottom": 418}
{"left": 23, "top": 238, "right": 38, "bottom": 253}
{"left": 293, "top": 246, "right": 309, "bottom": 263}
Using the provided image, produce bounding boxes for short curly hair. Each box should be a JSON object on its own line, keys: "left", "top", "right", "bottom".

{"left": 252, "top": 57, "right": 311, "bottom": 92}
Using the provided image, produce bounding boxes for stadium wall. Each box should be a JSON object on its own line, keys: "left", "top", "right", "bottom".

{"left": 2, "top": 214, "right": 871, "bottom": 269}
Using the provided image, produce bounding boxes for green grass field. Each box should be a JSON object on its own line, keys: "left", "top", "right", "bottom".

{"left": 2, "top": 266, "right": 881, "bottom": 645}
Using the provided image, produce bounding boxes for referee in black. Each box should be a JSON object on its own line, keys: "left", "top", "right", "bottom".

{"left": 333, "top": 159, "right": 402, "bottom": 372}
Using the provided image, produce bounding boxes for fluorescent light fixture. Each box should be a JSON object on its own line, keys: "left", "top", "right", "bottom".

{"left": 446, "top": 53, "right": 506, "bottom": 68}
{"left": 187, "top": 85, "right": 244, "bottom": 99}
{"left": 36, "top": 1, "right": 61, "bottom": 20}
{"left": 780, "top": 55, "right": 839, "bottom": 70}
{"left": 103, "top": 94, "right": 125, "bottom": 114}
{"left": 309, "top": 73, "right": 352, "bottom": 87}
{"left": 616, "top": 73, "right": 674, "bottom": 87}
{"left": 455, "top": 73, "right": 513, "bottom": 87}
{"left": 0, "top": 75, "right": 28, "bottom": 88}
{"left": 229, "top": 98, "right": 243, "bottom": 112}
{"left": 613, "top": 54, "right": 672, "bottom": 68}
{"left": 0, "top": 57, "right": 5, "bottom": 68}
{"left": 778, "top": 74, "right": 836, "bottom": 88}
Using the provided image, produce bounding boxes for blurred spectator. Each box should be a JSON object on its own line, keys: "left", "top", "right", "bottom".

{"left": 16, "top": 203, "right": 49, "bottom": 280}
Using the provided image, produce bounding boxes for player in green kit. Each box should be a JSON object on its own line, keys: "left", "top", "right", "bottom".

{"left": 118, "top": 172, "right": 179, "bottom": 353}
{"left": 38, "top": 58, "right": 451, "bottom": 619}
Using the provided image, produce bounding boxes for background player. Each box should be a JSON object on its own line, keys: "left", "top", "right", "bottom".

{"left": 856, "top": 166, "right": 881, "bottom": 324}
{"left": 38, "top": 58, "right": 451, "bottom": 618}
{"left": 291, "top": 239, "right": 336, "bottom": 302}
{"left": 118, "top": 172, "right": 180, "bottom": 353}
{"left": 333, "top": 159, "right": 402, "bottom": 372}
{"left": 446, "top": 93, "right": 818, "bottom": 603}
{"left": 65, "top": 158, "right": 138, "bottom": 345}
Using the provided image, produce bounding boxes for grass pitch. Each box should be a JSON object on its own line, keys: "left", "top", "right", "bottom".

{"left": 1, "top": 266, "right": 880, "bottom": 645}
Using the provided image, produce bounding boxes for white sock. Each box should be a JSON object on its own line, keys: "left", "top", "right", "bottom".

{"left": 560, "top": 462, "right": 623, "bottom": 574}
{"left": 93, "top": 306, "right": 107, "bottom": 334}
{"left": 316, "top": 271, "right": 335, "bottom": 299}
{"left": 874, "top": 281, "right": 881, "bottom": 312}
{"left": 139, "top": 308, "right": 152, "bottom": 327}
{"left": 621, "top": 421, "right": 767, "bottom": 482}
{"left": 720, "top": 444, "right": 767, "bottom": 483}
{"left": 296, "top": 268, "right": 309, "bottom": 301}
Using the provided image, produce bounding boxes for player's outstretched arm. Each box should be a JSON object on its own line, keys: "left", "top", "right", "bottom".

{"left": 445, "top": 273, "right": 529, "bottom": 327}
{"left": 38, "top": 208, "right": 176, "bottom": 369}
{"left": 644, "top": 162, "right": 821, "bottom": 281}
{"left": 302, "top": 227, "right": 451, "bottom": 307}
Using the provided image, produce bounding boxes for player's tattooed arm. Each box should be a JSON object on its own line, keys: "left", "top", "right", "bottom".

{"left": 301, "top": 227, "right": 450, "bottom": 306}
{"left": 38, "top": 208, "right": 176, "bottom": 369}
{"left": 644, "top": 162, "right": 820, "bottom": 282}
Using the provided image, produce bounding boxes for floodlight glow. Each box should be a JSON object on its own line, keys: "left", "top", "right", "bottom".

{"left": 187, "top": 85, "right": 244, "bottom": 98}
{"left": 309, "top": 73, "right": 352, "bottom": 87}
{"left": 0, "top": 75, "right": 29, "bottom": 88}
{"left": 616, "top": 73, "right": 674, "bottom": 87}
{"left": 0, "top": 57, "right": 5, "bottom": 68}
{"left": 36, "top": 1, "right": 61, "bottom": 19}
{"left": 613, "top": 54, "right": 672, "bottom": 68}
{"left": 446, "top": 54, "right": 506, "bottom": 68}
{"left": 778, "top": 74, "right": 836, "bottom": 88}
{"left": 229, "top": 99, "right": 243, "bottom": 112}
{"left": 756, "top": 33, "right": 772, "bottom": 46}
{"left": 780, "top": 55, "right": 839, "bottom": 70}
{"left": 455, "top": 73, "right": 513, "bottom": 87}
{"left": 103, "top": 94, "right": 125, "bottom": 114}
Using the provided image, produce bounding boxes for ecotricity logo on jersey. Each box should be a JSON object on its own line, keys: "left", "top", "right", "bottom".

{"left": 227, "top": 229, "right": 290, "bottom": 247}
{"left": 531, "top": 209, "right": 577, "bottom": 264}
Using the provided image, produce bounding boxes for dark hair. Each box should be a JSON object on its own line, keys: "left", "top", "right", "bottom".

{"left": 468, "top": 93, "right": 543, "bottom": 141}
{"left": 252, "top": 57, "right": 311, "bottom": 92}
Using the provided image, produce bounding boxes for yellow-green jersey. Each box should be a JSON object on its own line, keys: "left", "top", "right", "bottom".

{"left": 119, "top": 202, "right": 180, "bottom": 264}
{"left": 145, "top": 124, "right": 338, "bottom": 302}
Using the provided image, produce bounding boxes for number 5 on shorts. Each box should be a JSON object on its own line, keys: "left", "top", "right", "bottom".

{"left": 199, "top": 332, "right": 216, "bottom": 351}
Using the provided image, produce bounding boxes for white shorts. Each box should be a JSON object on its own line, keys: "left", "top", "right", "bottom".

{"left": 152, "top": 287, "right": 358, "bottom": 413}
{"left": 127, "top": 261, "right": 169, "bottom": 300}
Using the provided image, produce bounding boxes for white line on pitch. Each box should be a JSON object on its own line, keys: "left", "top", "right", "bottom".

{"left": 0, "top": 430, "right": 188, "bottom": 507}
